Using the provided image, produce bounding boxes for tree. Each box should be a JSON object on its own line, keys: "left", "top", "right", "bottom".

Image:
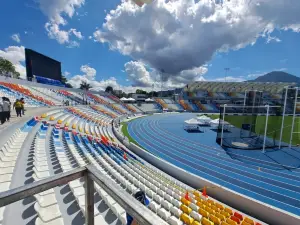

{"left": 61, "top": 75, "right": 73, "bottom": 88}
{"left": 0, "top": 57, "right": 20, "bottom": 78}
{"left": 136, "top": 89, "right": 147, "bottom": 94}
{"left": 80, "top": 81, "right": 92, "bottom": 90}
{"left": 105, "top": 86, "right": 114, "bottom": 93}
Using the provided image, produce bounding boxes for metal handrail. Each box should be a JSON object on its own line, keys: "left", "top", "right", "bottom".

{"left": 0, "top": 165, "right": 167, "bottom": 225}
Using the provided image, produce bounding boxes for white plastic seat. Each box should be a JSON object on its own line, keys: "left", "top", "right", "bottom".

{"left": 190, "top": 211, "right": 202, "bottom": 221}
{"left": 168, "top": 216, "right": 183, "bottom": 225}
{"left": 0, "top": 167, "right": 14, "bottom": 175}
{"left": 35, "top": 193, "right": 57, "bottom": 207}
{"left": 161, "top": 200, "right": 172, "bottom": 211}
{"left": 34, "top": 203, "right": 62, "bottom": 223}
{"left": 189, "top": 202, "right": 199, "bottom": 212}
{"left": 157, "top": 208, "right": 171, "bottom": 220}
{"left": 149, "top": 201, "right": 160, "bottom": 213}
{"left": 0, "top": 182, "right": 10, "bottom": 192}
{"left": 170, "top": 206, "right": 182, "bottom": 217}
{"left": 35, "top": 217, "right": 64, "bottom": 225}
{"left": 171, "top": 199, "right": 181, "bottom": 208}
{"left": 154, "top": 195, "right": 162, "bottom": 204}
{"left": 165, "top": 194, "right": 174, "bottom": 203}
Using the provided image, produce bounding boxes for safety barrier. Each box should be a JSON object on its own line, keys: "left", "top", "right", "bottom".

{"left": 0, "top": 165, "right": 167, "bottom": 225}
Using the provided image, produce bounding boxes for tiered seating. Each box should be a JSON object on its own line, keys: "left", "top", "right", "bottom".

{"left": 156, "top": 99, "right": 168, "bottom": 109}
{"left": 0, "top": 85, "right": 45, "bottom": 107}
{"left": 134, "top": 103, "right": 161, "bottom": 112}
{"left": 0, "top": 82, "right": 55, "bottom": 106}
{"left": 179, "top": 100, "right": 192, "bottom": 111}
{"left": 0, "top": 117, "right": 38, "bottom": 223}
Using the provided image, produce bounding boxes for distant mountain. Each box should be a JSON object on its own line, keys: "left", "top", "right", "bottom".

{"left": 251, "top": 71, "right": 300, "bottom": 84}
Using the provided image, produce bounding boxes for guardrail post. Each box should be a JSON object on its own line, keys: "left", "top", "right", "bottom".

{"left": 85, "top": 172, "right": 94, "bottom": 225}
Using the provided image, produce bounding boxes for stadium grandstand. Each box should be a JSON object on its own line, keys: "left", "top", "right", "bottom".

{"left": 0, "top": 76, "right": 299, "bottom": 225}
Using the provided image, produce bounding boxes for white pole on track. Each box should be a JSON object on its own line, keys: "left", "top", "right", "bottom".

{"left": 279, "top": 87, "right": 288, "bottom": 149}
{"left": 262, "top": 105, "right": 269, "bottom": 153}
{"left": 289, "top": 88, "right": 298, "bottom": 149}
{"left": 220, "top": 104, "right": 226, "bottom": 147}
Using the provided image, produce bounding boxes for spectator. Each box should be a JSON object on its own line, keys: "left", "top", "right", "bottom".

{"left": 126, "top": 190, "right": 150, "bottom": 225}
{"left": 20, "top": 98, "right": 25, "bottom": 115}
{"left": 2, "top": 97, "right": 11, "bottom": 122}
{"left": 0, "top": 99, "right": 5, "bottom": 124}
{"left": 13, "top": 99, "right": 23, "bottom": 117}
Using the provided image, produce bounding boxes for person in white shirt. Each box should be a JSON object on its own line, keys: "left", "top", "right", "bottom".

{"left": 2, "top": 97, "right": 11, "bottom": 122}
{"left": 0, "top": 99, "right": 4, "bottom": 124}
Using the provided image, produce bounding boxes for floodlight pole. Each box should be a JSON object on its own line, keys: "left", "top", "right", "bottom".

{"left": 220, "top": 104, "right": 227, "bottom": 147}
{"left": 289, "top": 87, "right": 298, "bottom": 148}
{"left": 279, "top": 87, "right": 288, "bottom": 149}
{"left": 262, "top": 105, "right": 269, "bottom": 153}
{"left": 243, "top": 91, "right": 247, "bottom": 106}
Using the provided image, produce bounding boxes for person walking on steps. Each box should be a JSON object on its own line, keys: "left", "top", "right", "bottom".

{"left": 13, "top": 99, "right": 23, "bottom": 117}
{"left": 0, "top": 99, "right": 5, "bottom": 124}
{"left": 20, "top": 98, "right": 25, "bottom": 115}
{"left": 2, "top": 97, "right": 11, "bottom": 122}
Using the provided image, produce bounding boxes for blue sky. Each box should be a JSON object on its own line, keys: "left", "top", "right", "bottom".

{"left": 1, "top": 0, "right": 300, "bottom": 92}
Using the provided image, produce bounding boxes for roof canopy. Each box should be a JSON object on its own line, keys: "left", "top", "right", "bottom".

{"left": 184, "top": 81, "right": 295, "bottom": 94}
{"left": 145, "top": 98, "right": 154, "bottom": 102}
{"left": 184, "top": 118, "right": 200, "bottom": 125}
{"left": 120, "top": 97, "right": 128, "bottom": 101}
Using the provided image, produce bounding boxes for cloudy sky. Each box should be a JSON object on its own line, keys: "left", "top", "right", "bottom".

{"left": 1, "top": 0, "right": 300, "bottom": 92}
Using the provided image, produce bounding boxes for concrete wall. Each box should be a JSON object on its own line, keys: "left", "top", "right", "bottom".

{"left": 112, "top": 122, "right": 300, "bottom": 225}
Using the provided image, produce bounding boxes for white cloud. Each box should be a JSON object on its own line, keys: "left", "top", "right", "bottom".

{"left": 69, "top": 28, "right": 84, "bottom": 40}
{"left": 80, "top": 65, "right": 96, "bottom": 80}
{"left": 0, "top": 46, "right": 26, "bottom": 79}
{"left": 11, "top": 34, "right": 21, "bottom": 43}
{"left": 94, "top": 0, "right": 300, "bottom": 85}
{"left": 38, "top": 0, "right": 85, "bottom": 45}
{"left": 64, "top": 71, "right": 70, "bottom": 76}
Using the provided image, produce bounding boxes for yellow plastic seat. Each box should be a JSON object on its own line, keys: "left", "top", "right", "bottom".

{"left": 215, "top": 212, "right": 226, "bottom": 221}
{"left": 41, "top": 113, "right": 47, "bottom": 118}
{"left": 181, "top": 197, "right": 191, "bottom": 206}
{"left": 221, "top": 222, "right": 230, "bottom": 225}
{"left": 193, "top": 190, "right": 201, "bottom": 197}
{"left": 192, "top": 221, "right": 201, "bottom": 225}
{"left": 196, "top": 201, "right": 205, "bottom": 208}
{"left": 79, "top": 127, "right": 83, "bottom": 132}
{"left": 57, "top": 119, "right": 62, "bottom": 124}
{"left": 50, "top": 116, "right": 55, "bottom": 121}
{"left": 226, "top": 218, "right": 238, "bottom": 225}
{"left": 195, "top": 196, "right": 203, "bottom": 202}
{"left": 210, "top": 214, "right": 221, "bottom": 225}
{"left": 199, "top": 208, "right": 209, "bottom": 218}
{"left": 201, "top": 217, "right": 214, "bottom": 225}
{"left": 244, "top": 217, "right": 254, "bottom": 225}
{"left": 72, "top": 124, "right": 76, "bottom": 129}
{"left": 65, "top": 122, "right": 69, "bottom": 126}
{"left": 241, "top": 221, "right": 251, "bottom": 225}
{"left": 220, "top": 211, "right": 230, "bottom": 218}
{"left": 180, "top": 213, "right": 194, "bottom": 225}
{"left": 180, "top": 204, "right": 192, "bottom": 214}
{"left": 211, "top": 205, "right": 220, "bottom": 213}
{"left": 215, "top": 203, "right": 224, "bottom": 210}
{"left": 206, "top": 207, "right": 215, "bottom": 215}
{"left": 224, "top": 208, "right": 233, "bottom": 215}
{"left": 207, "top": 199, "right": 215, "bottom": 205}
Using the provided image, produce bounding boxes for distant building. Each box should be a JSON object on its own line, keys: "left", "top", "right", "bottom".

{"left": 131, "top": 93, "right": 147, "bottom": 101}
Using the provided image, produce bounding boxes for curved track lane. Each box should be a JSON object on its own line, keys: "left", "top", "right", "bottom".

{"left": 128, "top": 113, "right": 300, "bottom": 216}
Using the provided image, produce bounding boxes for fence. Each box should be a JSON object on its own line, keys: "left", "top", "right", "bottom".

{"left": 0, "top": 165, "right": 167, "bottom": 225}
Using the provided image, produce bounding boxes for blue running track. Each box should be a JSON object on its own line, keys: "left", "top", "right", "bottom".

{"left": 127, "top": 113, "right": 300, "bottom": 216}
